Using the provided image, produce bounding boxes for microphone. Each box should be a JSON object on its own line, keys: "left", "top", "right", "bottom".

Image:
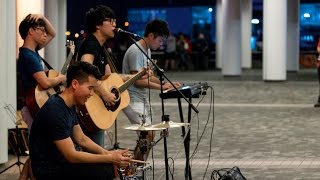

{"left": 114, "top": 28, "right": 143, "bottom": 39}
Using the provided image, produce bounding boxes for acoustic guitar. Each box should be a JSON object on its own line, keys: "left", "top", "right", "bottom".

{"left": 34, "top": 41, "right": 75, "bottom": 108}
{"left": 78, "top": 69, "right": 148, "bottom": 132}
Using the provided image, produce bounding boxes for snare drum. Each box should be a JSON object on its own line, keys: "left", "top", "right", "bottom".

{"left": 118, "top": 163, "right": 151, "bottom": 180}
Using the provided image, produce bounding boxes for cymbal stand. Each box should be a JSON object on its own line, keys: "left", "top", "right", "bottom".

{"left": 0, "top": 103, "right": 24, "bottom": 174}
{"left": 126, "top": 35, "right": 199, "bottom": 180}
{"left": 137, "top": 131, "right": 148, "bottom": 180}
{"left": 136, "top": 102, "right": 149, "bottom": 180}
{"left": 110, "top": 118, "right": 125, "bottom": 150}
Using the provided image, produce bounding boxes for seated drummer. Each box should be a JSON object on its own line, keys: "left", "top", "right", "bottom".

{"left": 29, "top": 61, "right": 131, "bottom": 180}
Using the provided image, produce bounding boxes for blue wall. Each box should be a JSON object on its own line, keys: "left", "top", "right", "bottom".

{"left": 166, "top": 7, "right": 193, "bottom": 36}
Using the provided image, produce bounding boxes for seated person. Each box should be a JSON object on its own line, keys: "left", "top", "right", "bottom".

{"left": 29, "top": 61, "right": 131, "bottom": 180}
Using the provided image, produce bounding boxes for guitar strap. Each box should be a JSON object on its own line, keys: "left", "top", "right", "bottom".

{"left": 103, "top": 46, "right": 119, "bottom": 73}
{"left": 40, "top": 57, "right": 54, "bottom": 70}
{"left": 24, "top": 54, "right": 54, "bottom": 118}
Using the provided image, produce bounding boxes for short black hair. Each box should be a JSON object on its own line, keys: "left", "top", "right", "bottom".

{"left": 144, "top": 19, "right": 170, "bottom": 39}
{"left": 66, "top": 61, "right": 102, "bottom": 87}
{"left": 85, "top": 5, "right": 116, "bottom": 34}
{"left": 19, "top": 14, "right": 46, "bottom": 40}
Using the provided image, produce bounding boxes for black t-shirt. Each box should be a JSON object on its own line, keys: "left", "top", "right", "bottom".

{"left": 77, "top": 34, "right": 108, "bottom": 75}
{"left": 29, "top": 94, "right": 79, "bottom": 175}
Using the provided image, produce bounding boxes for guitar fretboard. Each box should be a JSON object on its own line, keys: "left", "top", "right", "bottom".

{"left": 119, "top": 70, "right": 146, "bottom": 93}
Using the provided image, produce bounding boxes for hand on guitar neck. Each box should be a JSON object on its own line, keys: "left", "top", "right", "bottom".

{"left": 140, "top": 67, "right": 154, "bottom": 79}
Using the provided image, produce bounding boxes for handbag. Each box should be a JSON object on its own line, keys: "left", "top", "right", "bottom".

{"left": 211, "top": 166, "right": 246, "bottom": 180}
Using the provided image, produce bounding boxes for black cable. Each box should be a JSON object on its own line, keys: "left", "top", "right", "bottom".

{"left": 167, "top": 157, "right": 175, "bottom": 179}
{"left": 186, "top": 85, "right": 214, "bottom": 179}
{"left": 188, "top": 93, "right": 205, "bottom": 168}
{"left": 189, "top": 88, "right": 209, "bottom": 159}
{"left": 202, "top": 86, "right": 214, "bottom": 180}
{"left": 190, "top": 94, "right": 205, "bottom": 159}
{"left": 146, "top": 59, "right": 155, "bottom": 180}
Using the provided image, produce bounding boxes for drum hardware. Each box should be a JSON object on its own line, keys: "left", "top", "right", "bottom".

{"left": 123, "top": 123, "right": 165, "bottom": 131}
{"left": 124, "top": 120, "right": 189, "bottom": 131}
{"left": 151, "top": 121, "right": 190, "bottom": 129}
{"left": 125, "top": 35, "right": 199, "bottom": 180}
{"left": 118, "top": 162, "right": 152, "bottom": 180}
{"left": 137, "top": 131, "right": 149, "bottom": 154}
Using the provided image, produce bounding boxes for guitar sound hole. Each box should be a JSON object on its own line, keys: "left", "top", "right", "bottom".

{"left": 111, "top": 88, "right": 120, "bottom": 101}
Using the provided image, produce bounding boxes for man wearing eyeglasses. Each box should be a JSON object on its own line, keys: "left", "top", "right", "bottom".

{"left": 76, "top": 5, "right": 151, "bottom": 148}
{"left": 17, "top": 13, "right": 66, "bottom": 180}
{"left": 76, "top": 5, "right": 119, "bottom": 148}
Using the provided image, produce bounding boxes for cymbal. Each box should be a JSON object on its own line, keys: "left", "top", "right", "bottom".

{"left": 151, "top": 121, "right": 190, "bottom": 129}
{"left": 124, "top": 124, "right": 165, "bottom": 131}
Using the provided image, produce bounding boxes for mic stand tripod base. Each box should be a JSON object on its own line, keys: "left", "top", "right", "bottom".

{"left": 0, "top": 126, "right": 25, "bottom": 174}
{"left": 0, "top": 160, "right": 24, "bottom": 174}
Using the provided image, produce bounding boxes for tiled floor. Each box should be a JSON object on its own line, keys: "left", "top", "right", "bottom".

{"left": 1, "top": 69, "right": 320, "bottom": 179}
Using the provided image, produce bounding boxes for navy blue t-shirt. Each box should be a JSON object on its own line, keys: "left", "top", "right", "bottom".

{"left": 17, "top": 47, "right": 44, "bottom": 91}
{"left": 29, "top": 94, "right": 79, "bottom": 175}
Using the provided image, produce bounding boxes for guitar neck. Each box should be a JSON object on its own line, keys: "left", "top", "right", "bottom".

{"left": 60, "top": 51, "right": 74, "bottom": 75}
{"left": 118, "top": 70, "right": 146, "bottom": 93}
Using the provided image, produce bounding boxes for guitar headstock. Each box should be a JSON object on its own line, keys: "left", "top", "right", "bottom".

{"left": 147, "top": 59, "right": 157, "bottom": 71}
{"left": 66, "top": 40, "right": 75, "bottom": 55}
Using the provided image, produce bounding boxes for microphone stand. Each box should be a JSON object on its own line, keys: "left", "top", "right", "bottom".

{"left": 127, "top": 35, "right": 199, "bottom": 180}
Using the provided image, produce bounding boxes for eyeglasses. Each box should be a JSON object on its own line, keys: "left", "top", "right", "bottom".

{"left": 34, "top": 27, "right": 46, "bottom": 34}
{"left": 104, "top": 18, "right": 116, "bottom": 25}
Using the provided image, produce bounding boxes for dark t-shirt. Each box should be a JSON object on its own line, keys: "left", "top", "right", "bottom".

{"left": 17, "top": 47, "right": 44, "bottom": 91}
{"left": 29, "top": 95, "right": 114, "bottom": 179}
{"left": 30, "top": 94, "right": 79, "bottom": 176}
{"left": 77, "top": 34, "right": 108, "bottom": 75}
{"left": 75, "top": 34, "right": 108, "bottom": 146}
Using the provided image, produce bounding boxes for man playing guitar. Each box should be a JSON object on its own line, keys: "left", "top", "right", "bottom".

{"left": 76, "top": 5, "right": 150, "bottom": 148}
{"left": 18, "top": 14, "right": 66, "bottom": 118}
{"left": 17, "top": 13, "right": 66, "bottom": 180}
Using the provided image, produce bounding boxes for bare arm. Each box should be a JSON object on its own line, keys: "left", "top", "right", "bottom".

{"left": 119, "top": 67, "right": 153, "bottom": 82}
{"left": 131, "top": 71, "right": 175, "bottom": 90}
{"left": 72, "top": 124, "right": 107, "bottom": 154}
{"left": 54, "top": 124, "right": 131, "bottom": 166}
{"left": 33, "top": 71, "right": 65, "bottom": 89}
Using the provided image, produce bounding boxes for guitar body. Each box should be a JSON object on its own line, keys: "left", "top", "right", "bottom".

{"left": 35, "top": 69, "right": 65, "bottom": 108}
{"left": 25, "top": 87, "right": 39, "bottom": 118}
{"left": 34, "top": 41, "right": 74, "bottom": 109}
{"left": 78, "top": 73, "right": 130, "bottom": 131}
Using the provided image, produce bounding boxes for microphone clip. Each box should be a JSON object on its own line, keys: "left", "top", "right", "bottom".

{"left": 114, "top": 28, "right": 143, "bottom": 40}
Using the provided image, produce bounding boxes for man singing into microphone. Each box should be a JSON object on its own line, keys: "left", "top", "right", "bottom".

{"left": 76, "top": 5, "right": 150, "bottom": 147}
{"left": 122, "top": 19, "right": 181, "bottom": 162}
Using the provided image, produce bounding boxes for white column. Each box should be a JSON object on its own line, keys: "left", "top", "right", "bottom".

{"left": 0, "top": 0, "right": 8, "bottom": 164}
{"left": 222, "top": 0, "right": 242, "bottom": 76}
{"left": 0, "top": 0, "right": 16, "bottom": 164}
{"left": 287, "top": 0, "right": 299, "bottom": 72}
{"left": 45, "top": 0, "right": 67, "bottom": 71}
{"left": 216, "top": 0, "right": 223, "bottom": 69}
{"left": 241, "top": 0, "right": 252, "bottom": 69}
{"left": 263, "top": 0, "right": 287, "bottom": 80}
